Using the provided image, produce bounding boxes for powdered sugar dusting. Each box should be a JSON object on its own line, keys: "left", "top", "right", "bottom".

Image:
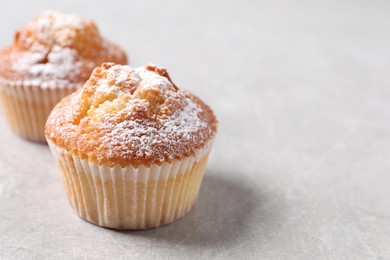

{"left": 46, "top": 63, "right": 217, "bottom": 166}
{"left": 2, "top": 11, "right": 127, "bottom": 86}
{"left": 26, "top": 46, "right": 82, "bottom": 84}
{"left": 22, "top": 10, "right": 85, "bottom": 50}
{"left": 101, "top": 93, "right": 207, "bottom": 161}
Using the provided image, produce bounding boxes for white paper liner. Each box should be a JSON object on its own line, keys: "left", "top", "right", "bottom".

{"left": 47, "top": 140, "right": 214, "bottom": 230}
{"left": 0, "top": 78, "right": 81, "bottom": 142}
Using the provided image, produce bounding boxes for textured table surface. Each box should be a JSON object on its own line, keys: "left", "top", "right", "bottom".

{"left": 1, "top": 0, "right": 390, "bottom": 259}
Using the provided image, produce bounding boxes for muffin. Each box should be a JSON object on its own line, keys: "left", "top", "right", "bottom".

{"left": 45, "top": 63, "right": 217, "bottom": 229}
{"left": 0, "top": 11, "right": 127, "bottom": 142}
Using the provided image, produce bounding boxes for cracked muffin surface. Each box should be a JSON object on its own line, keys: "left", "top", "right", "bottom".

{"left": 45, "top": 63, "right": 218, "bottom": 167}
{"left": 0, "top": 10, "right": 127, "bottom": 86}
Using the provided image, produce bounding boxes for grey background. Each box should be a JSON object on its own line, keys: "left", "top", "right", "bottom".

{"left": 1, "top": 0, "right": 390, "bottom": 259}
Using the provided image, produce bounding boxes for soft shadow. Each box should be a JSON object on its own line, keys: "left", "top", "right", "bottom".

{"left": 114, "top": 172, "right": 279, "bottom": 248}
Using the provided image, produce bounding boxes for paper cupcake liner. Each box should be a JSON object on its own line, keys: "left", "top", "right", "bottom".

{"left": 0, "top": 78, "right": 81, "bottom": 143}
{"left": 47, "top": 140, "right": 214, "bottom": 230}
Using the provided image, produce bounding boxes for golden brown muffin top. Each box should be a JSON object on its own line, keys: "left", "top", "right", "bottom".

{"left": 46, "top": 63, "right": 218, "bottom": 167}
{"left": 0, "top": 10, "right": 127, "bottom": 86}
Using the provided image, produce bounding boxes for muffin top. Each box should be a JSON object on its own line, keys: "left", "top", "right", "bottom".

{"left": 46, "top": 63, "right": 217, "bottom": 167}
{"left": 0, "top": 11, "right": 127, "bottom": 86}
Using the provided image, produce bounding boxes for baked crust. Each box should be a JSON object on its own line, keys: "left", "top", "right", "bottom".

{"left": 45, "top": 63, "right": 218, "bottom": 167}
{"left": 0, "top": 11, "right": 127, "bottom": 85}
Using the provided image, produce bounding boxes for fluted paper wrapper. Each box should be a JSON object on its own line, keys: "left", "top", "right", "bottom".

{"left": 0, "top": 78, "right": 80, "bottom": 142}
{"left": 47, "top": 140, "right": 213, "bottom": 230}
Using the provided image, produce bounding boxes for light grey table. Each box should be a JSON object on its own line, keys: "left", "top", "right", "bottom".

{"left": 1, "top": 0, "right": 390, "bottom": 259}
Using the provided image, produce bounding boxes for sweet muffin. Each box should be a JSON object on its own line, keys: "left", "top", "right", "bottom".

{"left": 0, "top": 11, "right": 127, "bottom": 142}
{"left": 45, "top": 63, "right": 217, "bottom": 229}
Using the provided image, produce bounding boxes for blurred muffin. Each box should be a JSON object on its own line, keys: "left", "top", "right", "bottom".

{"left": 0, "top": 10, "right": 127, "bottom": 142}
{"left": 45, "top": 63, "right": 217, "bottom": 229}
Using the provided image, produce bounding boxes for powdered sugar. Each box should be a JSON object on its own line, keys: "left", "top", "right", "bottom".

{"left": 9, "top": 46, "right": 83, "bottom": 86}
{"left": 88, "top": 64, "right": 209, "bottom": 161}
{"left": 28, "top": 10, "right": 85, "bottom": 48}
{"left": 43, "top": 11, "right": 83, "bottom": 29}
{"left": 100, "top": 94, "right": 208, "bottom": 161}
{"left": 114, "top": 69, "right": 130, "bottom": 84}
{"left": 28, "top": 46, "right": 82, "bottom": 81}
{"left": 2, "top": 11, "right": 126, "bottom": 86}
{"left": 46, "top": 63, "right": 217, "bottom": 166}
